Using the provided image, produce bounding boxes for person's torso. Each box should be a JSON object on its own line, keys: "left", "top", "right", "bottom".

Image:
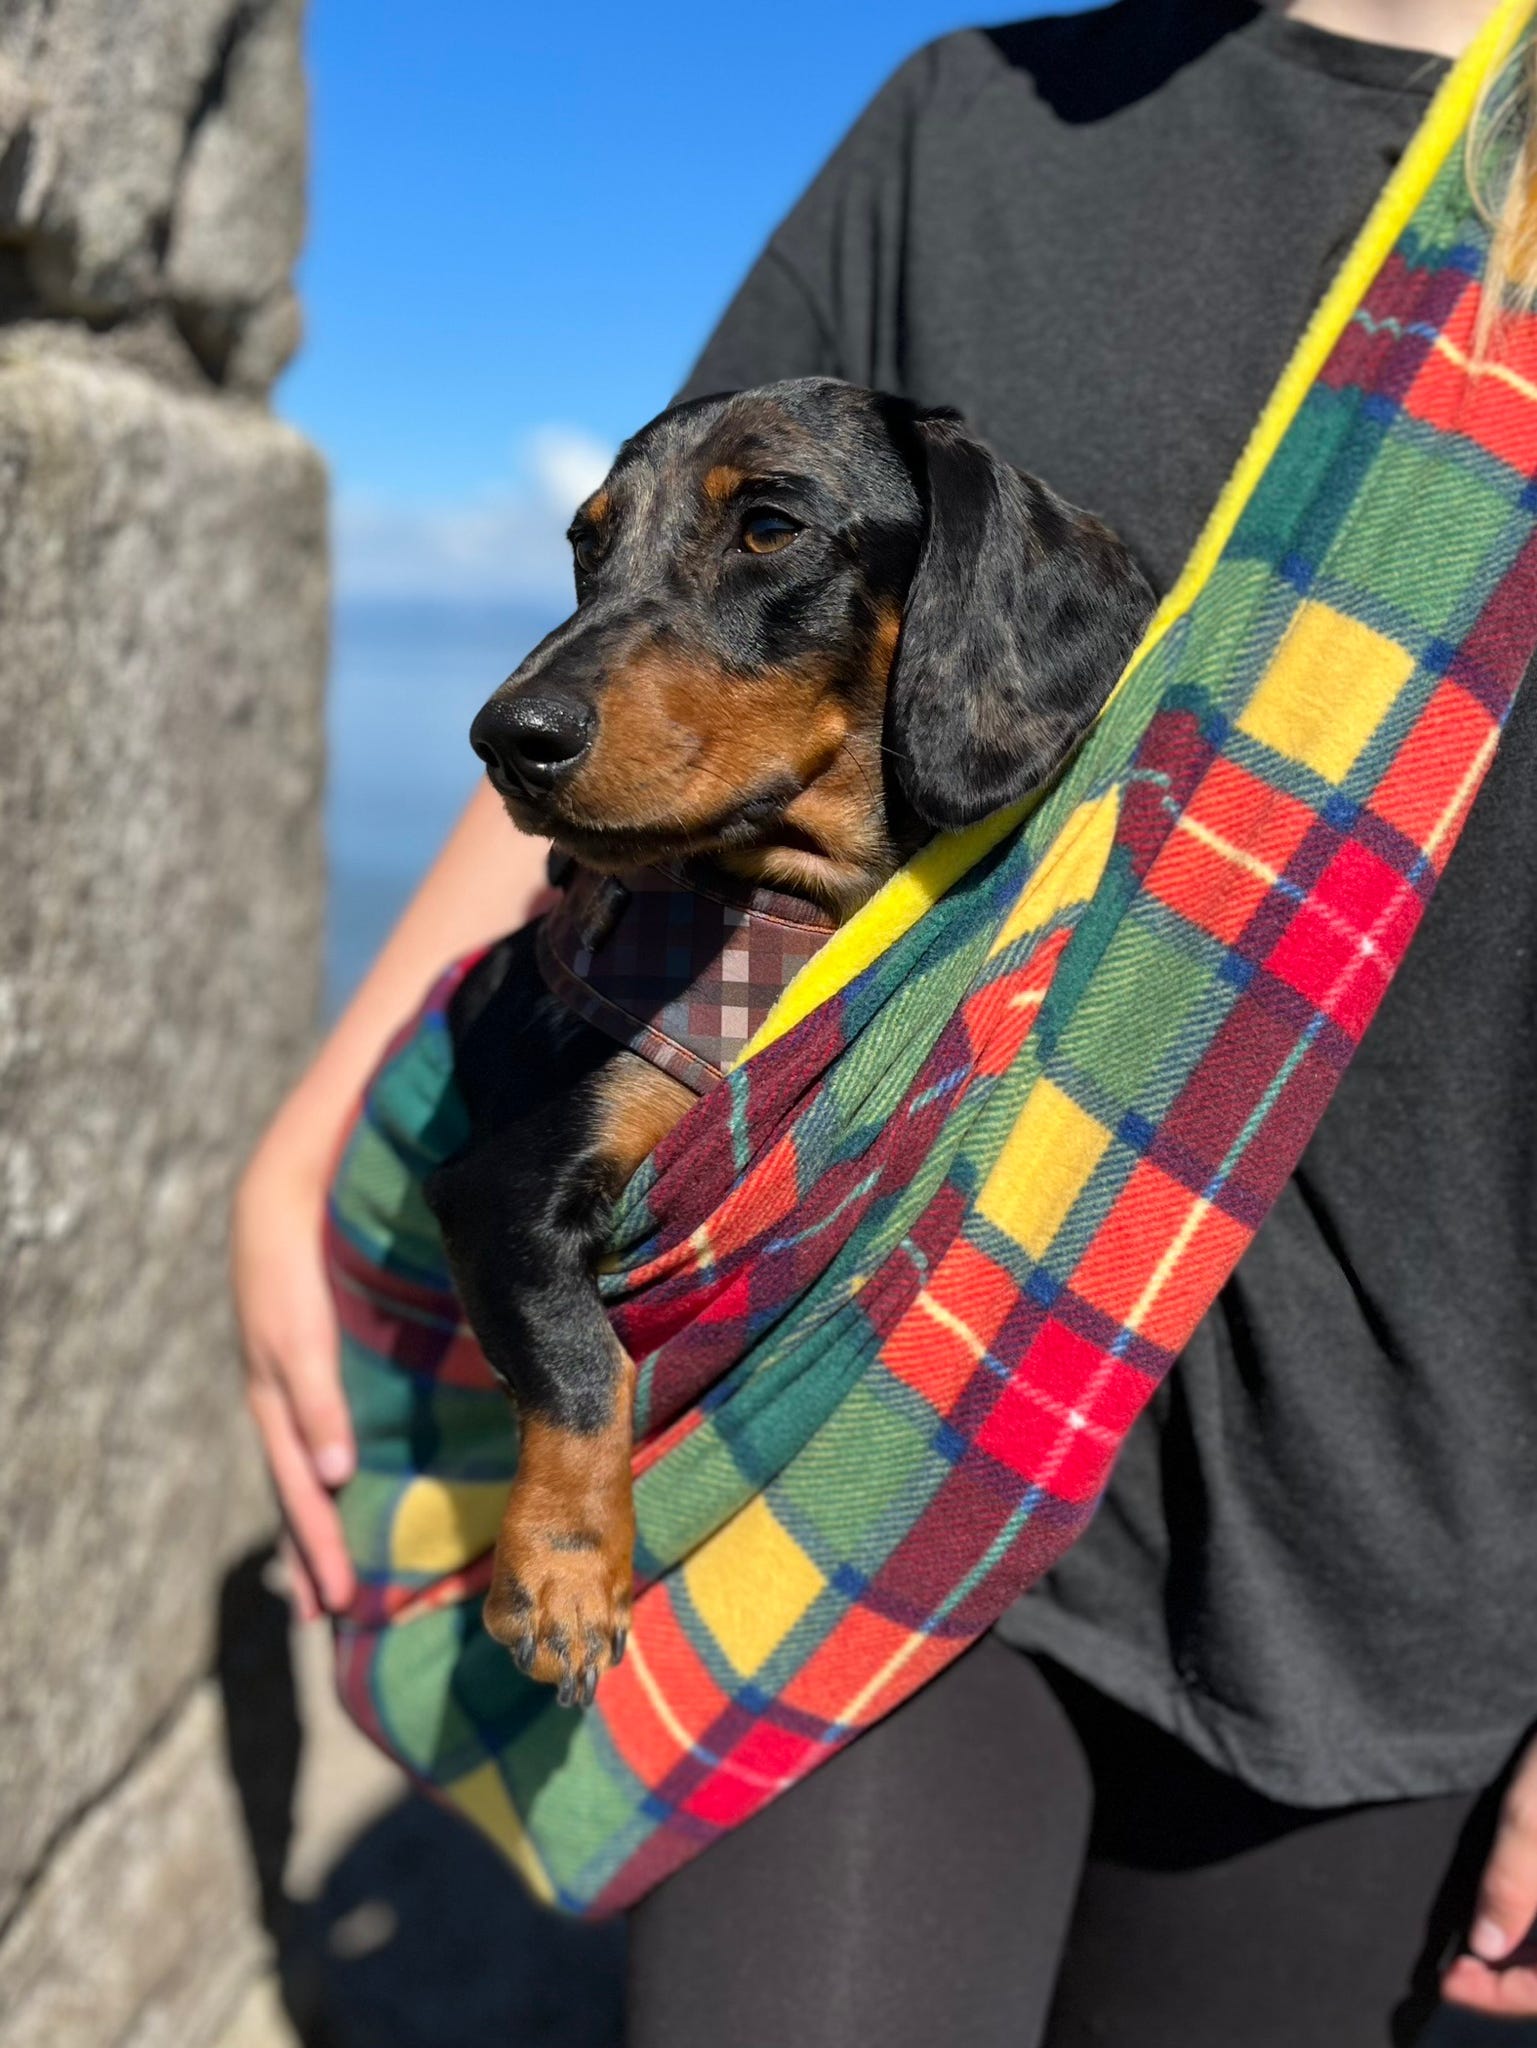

{"left": 688, "top": 0, "right": 1537, "bottom": 1802}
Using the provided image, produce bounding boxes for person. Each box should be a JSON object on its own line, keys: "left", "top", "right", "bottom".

{"left": 232, "top": 1, "right": 1537, "bottom": 2039}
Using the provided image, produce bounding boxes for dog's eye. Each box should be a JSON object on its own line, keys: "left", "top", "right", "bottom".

{"left": 739, "top": 511, "right": 800, "bottom": 556}
{"left": 571, "top": 530, "right": 606, "bottom": 577}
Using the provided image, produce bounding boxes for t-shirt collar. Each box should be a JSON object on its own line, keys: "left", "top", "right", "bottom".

{"left": 1244, "top": 7, "right": 1451, "bottom": 95}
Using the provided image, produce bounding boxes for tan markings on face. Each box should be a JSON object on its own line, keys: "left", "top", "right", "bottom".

{"left": 722, "top": 598, "right": 912, "bottom": 916}
{"left": 548, "top": 643, "right": 843, "bottom": 832}
{"left": 736, "top": 730, "right": 896, "bottom": 919}
{"left": 551, "top": 645, "right": 723, "bottom": 823}
{"left": 702, "top": 463, "right": 748, "bottom": 506}
{"left": 869, "top": 598, "right": 903, "bottom": 681}
{"left": 483, "top": 1355, "right": 636, "bottom": 1692}
{"left": 583, "top": 488, "right": 613, "bottom": 526}
{"left": 547, "top": 597, "right": 912, "bottom": 917}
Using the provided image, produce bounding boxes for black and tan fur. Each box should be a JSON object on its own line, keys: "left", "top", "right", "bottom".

{"left": 425, "top": 377, "right": 1153, "bottom": 1705}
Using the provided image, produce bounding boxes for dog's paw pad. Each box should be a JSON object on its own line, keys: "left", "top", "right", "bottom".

{"left": 483, "top": 1529, "right": 632, "bottom": 1707}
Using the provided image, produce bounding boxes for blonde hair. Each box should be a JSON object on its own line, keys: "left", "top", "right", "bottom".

{"left": 1467, "top": 15, "right": 1537, "bottom": 349}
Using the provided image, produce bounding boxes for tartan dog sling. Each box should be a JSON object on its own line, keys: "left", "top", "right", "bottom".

{"left": 327, "top": 0, "right": 1537, "bottom": 1916}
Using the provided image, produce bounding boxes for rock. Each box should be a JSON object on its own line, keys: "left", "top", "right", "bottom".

{"left": 0, "top": 348, "right": 327, "bottom": 1932}
{"left": 0, "top": 1687, "right": 271, "bottom": 2048}
{"left": 0, "top": 0, "right": 234, "bottom": 318}
{"left": 165, "top": 0, "right": 307, "bottom": 389}
{"left": 0, "top": 0, "right": 306, "bottom": 390}
{"left": 0, "top": 307, "right": 214, "bottom": 392}
{"left": 0, "top": 0, "right": 328, "bottom": 2034}
{"left": 177, "top": 281, "right": 303, "bottom": 397}
{"left": 209, "top": 1977, "right": 304, "bottom": 2048}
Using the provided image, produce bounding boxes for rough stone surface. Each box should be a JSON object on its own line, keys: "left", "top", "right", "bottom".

{"left": 165, "top": 0, "right": 306, "bottom": 391}
{"left": 0, "top": 0, "right": 307, "bottom": 390}
{"left": 0, "top": 3, "right": 325, "bottom": 2039}
{"left": 0, "top": 1687, "right": 270, "bottom": 2048}
{"left": 0, "top": 347, "right": 326, "bottom": 1938}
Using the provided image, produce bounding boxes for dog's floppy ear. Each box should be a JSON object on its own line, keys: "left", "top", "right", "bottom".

{"left": 886, "top": 409, "right": 1154, "bottom": 831}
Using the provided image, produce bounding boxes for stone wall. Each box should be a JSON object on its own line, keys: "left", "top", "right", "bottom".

{"left": 0, "top": 2, "right": 327, "bottom": 2040}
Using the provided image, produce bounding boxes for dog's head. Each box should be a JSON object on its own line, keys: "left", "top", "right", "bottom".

{"left": 471, "top": 378, "right": 1152, "bottom": 915}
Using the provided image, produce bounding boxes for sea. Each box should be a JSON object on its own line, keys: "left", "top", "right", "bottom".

{"left": 325, "top": 596, "right": 561, "bottom": 1015}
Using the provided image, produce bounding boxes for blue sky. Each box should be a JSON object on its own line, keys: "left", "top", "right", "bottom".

{"left": 281, "top": 1, "right": 1072, "bottom": 607}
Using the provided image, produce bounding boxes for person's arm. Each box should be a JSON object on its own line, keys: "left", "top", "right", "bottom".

{"left": 233, "top": 779, "right": 551, "bottom": 1616}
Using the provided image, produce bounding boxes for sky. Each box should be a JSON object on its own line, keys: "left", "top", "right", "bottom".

{"left": 280, "top": 0, "right": 1076, "bottom": 611}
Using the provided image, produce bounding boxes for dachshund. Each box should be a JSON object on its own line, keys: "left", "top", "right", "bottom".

{"left": 424, "top": 376, "right": 1153, "bottom": 1706}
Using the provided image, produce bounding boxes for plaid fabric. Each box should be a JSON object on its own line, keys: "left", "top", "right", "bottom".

{"left": 328, "top": 22, "right": 1537, "bottom": 1917}
{"left": 537, "top": 861, "right": 836, "bottom": 1093}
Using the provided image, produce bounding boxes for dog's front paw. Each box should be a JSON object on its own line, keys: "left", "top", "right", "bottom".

{"left": 484, "top": 1463, "right": 634, "bottom": 1707}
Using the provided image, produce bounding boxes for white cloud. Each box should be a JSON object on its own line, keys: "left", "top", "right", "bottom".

{"left": 332, "top": 425, "right": 614, "bottom": 604}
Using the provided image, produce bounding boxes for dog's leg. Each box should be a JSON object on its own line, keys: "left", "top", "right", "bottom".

{"left": 485, "top": 1333, "right": 638, "bottom": 1707}
{"left": 434, "top": 1052, "right": 693, "bottom": 1703}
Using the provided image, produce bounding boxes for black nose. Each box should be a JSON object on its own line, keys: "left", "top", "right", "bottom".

{"left": 470, "top": 694, "right": 596, "bottom": 791}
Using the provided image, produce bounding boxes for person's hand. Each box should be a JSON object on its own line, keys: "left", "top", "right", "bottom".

{"left": 1443, "top": 1733, "right": 1537, "bottom": 2016}
{"left": 232, "top": 1117, "right": 357, "bottom": 1621}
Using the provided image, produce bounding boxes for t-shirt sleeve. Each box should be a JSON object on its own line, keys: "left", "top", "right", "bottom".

{"left": 676, "top": 44, "right": 942, "bottom": 402}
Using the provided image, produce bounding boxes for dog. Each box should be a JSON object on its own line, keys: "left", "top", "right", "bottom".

{"left": 424, "top": 376, "right": 1153, "bottom": 1706}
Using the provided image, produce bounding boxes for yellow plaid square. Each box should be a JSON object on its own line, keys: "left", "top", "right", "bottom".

{"left": 989, "top": 786, "right": 1122, "bottom": 959}
{"left": 390, "top": 1476, "right": 508, "bottom": 1575}
{"left": 683, "top": 1495, "right": 825, "bottom": 1674}
{"left": 1239, "top": 599, "right": 1414, "bottom": 784}
{"left": 978, "top": 1077, "right": 1111, "bottom": 1259}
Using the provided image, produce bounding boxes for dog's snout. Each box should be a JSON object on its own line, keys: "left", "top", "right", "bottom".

{"left": 471, "top": 694, "right": 596, "bottom": 792}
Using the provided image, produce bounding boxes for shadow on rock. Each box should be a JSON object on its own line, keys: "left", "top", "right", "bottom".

{"left": 217, "top": 1548, "right": 305, "bottom": 1981}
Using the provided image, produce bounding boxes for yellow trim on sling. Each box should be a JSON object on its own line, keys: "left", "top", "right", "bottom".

{"left": 737, "top": 0, "right": 1534, "bottom": 1067}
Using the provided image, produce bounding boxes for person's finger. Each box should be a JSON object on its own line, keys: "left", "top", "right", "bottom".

{"left": 270, "top": 1281, "right": 355, "bottom": 1487}
{"left": 279, "top": 1532, "right": 322, "bottom": 1625}
{"left": 247, "top": 1377, "right": 357, "bottom": 1613}
{"left": 1442, "top": 1954, "right": 1537, "bottom": 2017}
{"left": 1468, "top": 1781, "right": 1537, "bottom": 1969}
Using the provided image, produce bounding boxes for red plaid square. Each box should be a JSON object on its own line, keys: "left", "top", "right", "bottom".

{"left": 1145, "top": 756, "right": 1317, "bottom": 945}
{"left": 1371, "top": 678, "right": 1498, "bottom": 860}
{"left": 1265, "top": 839, "right": 1417, "bottom": 1037}
{"left": 1406, "top": 284, "right": 1537, "bottom": 476}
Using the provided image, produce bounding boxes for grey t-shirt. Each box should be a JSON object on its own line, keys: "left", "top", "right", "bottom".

{"left": 680, "top": 0, "right": 1537, "bottom": 1806}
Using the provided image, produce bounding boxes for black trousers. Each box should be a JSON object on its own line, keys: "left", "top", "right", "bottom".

{"left": 626, "top": 1637, "right": 1504, "bottom": 2047}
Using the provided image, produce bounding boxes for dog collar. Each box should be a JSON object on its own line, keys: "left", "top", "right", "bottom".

{"left": 536, "top": 859, "right": 836, "bottom": 1096}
